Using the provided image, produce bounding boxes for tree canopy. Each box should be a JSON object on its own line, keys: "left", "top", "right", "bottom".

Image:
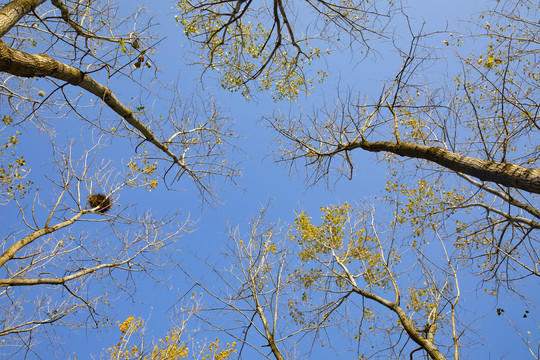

{"left": 0, "top": 0, "right": 538, "bottom": 359}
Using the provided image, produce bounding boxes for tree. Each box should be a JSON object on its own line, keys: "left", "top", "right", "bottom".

{"left": 0, "top": 0, "right": 239, "bottom": 356}
{"left": 182, "top": 202, "right": 465, "bottom": 359}
{"left": 175, "top": 0, "right": 539, "bottom": 358}
{"left": 0, "top": 0, "right": 238, "bottom": 198}
{"left": 176, "top": 0, "right": 394, "bottom": 100}
{"left": 103, "top": 315, "right": 237, "bottom": 360}
{"left": 1, "top": 0, "right": 538, "bottom": 358}
{"left": 0, "top": 137, "right": 189, "bottom": 357}
{"left": 179, "top": 204, "right": 296, "bottom": 360}
{"left": 271, "top": 0, "right": 540, "bottom": 289}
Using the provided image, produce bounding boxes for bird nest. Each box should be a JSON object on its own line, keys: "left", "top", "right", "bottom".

{"left": 88, "top": 193, "right": 112, "bottom": 213}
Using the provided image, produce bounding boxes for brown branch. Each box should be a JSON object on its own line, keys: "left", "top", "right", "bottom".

{"left": 338, "top": 140, "right": 540, "bottom": 194}
{"left": 49, "top": 0, "right": 124, "bottom": 42}
{"left": 332, "top": 248, "right": 446, "bottom": 359}
{"left": 0, "top": 0, "right": 46, "bottom": 37}
{"left": 0, "top": 259, "right": 132, "bottom": 287}
{"left": 0, "top": 40, "right": 192, "bottom": 176}
{"left": 0, "top": 210, "right": 87, "bottom": 268}
{"left": 457, "top": 173, "right": 540, "bottom": 219}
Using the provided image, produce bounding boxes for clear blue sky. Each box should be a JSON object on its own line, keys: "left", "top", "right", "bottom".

{"left": 3, "top": 0, "right": 537, "bottom": 359}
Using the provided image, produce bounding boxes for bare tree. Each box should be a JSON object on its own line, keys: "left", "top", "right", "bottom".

{"left": 270, "top": 0, "right": 540, "bottom": 291}
{"left": 176, "top": 0, "right": 395, "bottom": 99}
{"left": 0, "top": 0, "right": 240, "bottom": 356}
{"left": 0, "top": 135, "right": 191, "bottom": 357}
{"left": 178, "top": 205, "right": 309, "bottom": 360}
{"left": 0, "top": 0, "right": 239, "bottom": 198}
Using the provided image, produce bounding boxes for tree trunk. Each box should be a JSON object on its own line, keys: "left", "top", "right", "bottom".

{"left": 0, "top": 1, "right": 186, "bottom": 172}
{"left": 344, "top": 140, "right": 540, "bottom": 194}
{"left": 0, "top": 39, "right": 187, "bottom": 170}
{"left": 0, "top": 0, "right": 46, "bottom": 37}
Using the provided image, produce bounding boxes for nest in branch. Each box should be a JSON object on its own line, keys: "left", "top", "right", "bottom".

{"left": 88, "top": 193, "right": 112, "bottom": 213}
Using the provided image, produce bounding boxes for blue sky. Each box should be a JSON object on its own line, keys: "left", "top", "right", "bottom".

{"left": 1, "top": 0, "right": 538, "bottom": 359}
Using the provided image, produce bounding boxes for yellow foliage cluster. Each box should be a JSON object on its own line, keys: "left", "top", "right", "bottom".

{"left": 200, "top": 338, "right": 237, "bottom": 360}
{"left": 106, "top": 317, "right": 236, "bottom": 360}
{"left": 125, "top": 151, "right": 159, "bottom": 190}
{"left": 0, "top": 115, "right": 32, "bottom": 202}
{"left": 120, "top": 316, "right": 143, "bottom": 334}
{"left": 290, "top": 204, "right": 390, "bottom": 289}
{"left": 407, "top": 287, "right": 438, "bottom": 315}
{"left": 176, "top": 1, "right": 326, "bottom": 101}
{"left": 150, "top": 329, "right": 188, "bottom": 360}
{"left": 385, "top": 177, "right": 466, "bottom": 240}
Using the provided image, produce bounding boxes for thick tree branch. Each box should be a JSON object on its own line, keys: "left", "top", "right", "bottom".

{"left": 0, "top": 258, "right": 133, "bottom": 287}
{"left": 0, "top": 0, "right": 46, "bottom": 37}
{"left": 248, "top": 245, "right": 285, "bottom": 360}
{"left": 333, "top": 249, "right": 446, "bottom": 360}
{"left": 253, "top": 300, "right": 285, "bottom": 360}
{"left": 0, "top": 40, "right": 191, "bottom": 175}
{"left": 338, "top": 140, "right": 540, "bottom": 195}
{"left": 0, "top": 210, "right": 88, "bottom": 268}
{"left": 345, "top": 277, "right": 446, "bottom": 360}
